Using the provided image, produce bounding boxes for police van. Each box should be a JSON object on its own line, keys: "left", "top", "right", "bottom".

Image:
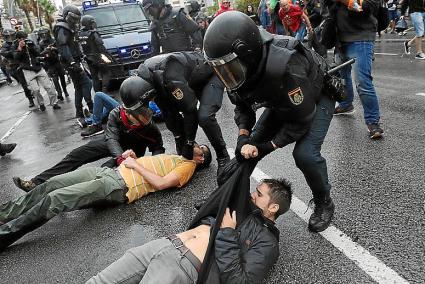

{"left": 81, "top": 0, "right": 154, "bottom": 80}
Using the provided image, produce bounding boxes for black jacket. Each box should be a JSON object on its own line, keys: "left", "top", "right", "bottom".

{"left": 104, "top": 107, "right": 165, "bottom": 158}
{"left": 53, "top": 20, "right": 84, "bottom": 67}
{"left": 401, "top": 0, "right": 425, "bottom": 14}
{"left": 39, "top": 38, "right": 61, "bottom": 69}
{"left": 213, "top": 210, "right": 279, "bottom": 284}
{"left": 151, "top": 6, "right": 202, "bottom": 54}
{"left": 328, "top": 0, "right": 380, "bottom": 42}
{"left": 231, "top": 32, "right": 326, "bottom": 148}
{"left": 79, "top": 29, "right": 109, "bottom": 65}
{"left": 13, "top": 39, "right": 43, "bottom": 72}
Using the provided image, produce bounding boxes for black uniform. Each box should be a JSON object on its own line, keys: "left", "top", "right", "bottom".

{"left": 143, "top": 51, "right": 229, "bottom": 162}
{"left": 28, "top": 107, "right": 165, "bottom": 186}
{"left": 0, "top": 42, "right": 34, "bottom": 103}
{"left": 39, "top": 38, "right": 69, "bottom": 98}
{"left": 54, "top": 19, "right": 93, "bottom": 117}
{"left": 79, "top": 29, "right": 112, "bottom": 92}
{"left": 151, "top": 6, "right": 203, "bottom": 53}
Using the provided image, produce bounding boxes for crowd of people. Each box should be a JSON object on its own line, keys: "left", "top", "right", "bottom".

{"left": 0, "top": 0, "right": 422, "bottom": 282}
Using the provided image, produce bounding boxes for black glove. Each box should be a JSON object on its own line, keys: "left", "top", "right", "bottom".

{"left": 174, "top": 136, "right": 186, "bottom": 155}
{"left": 235, "top": 134, "right": 250, "bottom": 162}
{"left": 182, "top": 140, "right": 195, "bottom": 160}
{"left": 67, "top": 62, "right": 83, "bottom": 74}
{"left": 324, "top": 74, "right": 346, "bottom": 102}
{"left": 254, "top": 142, "right": 275, "bottom": 160}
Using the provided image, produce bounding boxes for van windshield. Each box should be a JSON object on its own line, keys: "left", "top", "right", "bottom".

{"left": 85, "top": 4, "right": 149, "bottom": 34}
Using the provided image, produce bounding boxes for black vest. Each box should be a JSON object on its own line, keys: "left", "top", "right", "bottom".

{"left": 53, "top": 20, "right": 83, "bottom": 61}
{"left": 232, "top": 32, "right": 325, "bottom": 123}
{"left": 152, "top": 7, "right": 192, "bottom": 53}
{"left": 78, "top": 30, "right": 100, "bottom": 64}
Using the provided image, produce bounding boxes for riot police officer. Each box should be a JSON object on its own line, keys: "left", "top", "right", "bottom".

{"left": 204, "top": 12, "right": 339, "bottom": 232}
{"left": 136, "top": 51, "right": 230, "bottom": 170}
{"left": 79, "top": 15, "right": 113, "bottom": 93}
{"left": 54, "top": 4, "right": 93, "bottom": 118}
{"left": 142, "top": 0, "right": 203, "bottom": 54}
{"left": 0, "top": 29, "right": 35, "bottom": 107}
{"left": 186, "top": 0, "right": 201, "bottom": 19}
{"left": 38, "top": 27, "right": 70, "bottom": 99}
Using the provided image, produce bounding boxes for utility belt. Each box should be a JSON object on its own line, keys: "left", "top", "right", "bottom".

{"left": 166, "top": 235, "right": 202, "bottom": 273}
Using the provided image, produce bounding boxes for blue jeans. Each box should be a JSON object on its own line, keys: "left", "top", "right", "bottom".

{"left": 86, "top": 92, "right": 119, "bottom": 125}
{"left": 338, "top": 41, "right": 381, "bottom": 125}
{"left": 294, "top": 22, "right": 307, "bottom": 41}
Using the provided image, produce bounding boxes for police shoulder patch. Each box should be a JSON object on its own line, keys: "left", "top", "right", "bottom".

{"left": 172, "top": 88, "right": 184, "bottom": 100}
{"left": 288, "top": 87, "right": 304, "bottom": 105}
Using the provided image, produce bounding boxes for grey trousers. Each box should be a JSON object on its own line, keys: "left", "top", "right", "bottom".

{"left": 23, "top": 69, "right": 58, "bottom": 106}
{"left": 86, "top": 238, "right": 198, "bottom": 284}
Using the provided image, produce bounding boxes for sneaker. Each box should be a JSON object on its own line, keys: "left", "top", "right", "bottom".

{"left": 39, "top": 104, "right": 46, "bottom": 111}
{"left": 334, "top": 105, "right": 355, "bottom": 115}
{"left": 403, "top": 41, "right": 411, "bottom": 55}
{"left": 12, "top": 177, "right": 36, "bottom": 192}
{"left": 64, "top": 91, "right": 70, "bottom": 97}
{"left": 0, "top": 143, "right": 17, "bottom": 156}
{"left": 57, "top": 95, "right": 64, "bottom": 101}
{"left": 77, "top": 117, "right": 88, "bottom": 128}
{"left": 28, "top": 99, "right": 35, "bottom": 108}
{"left": 308, "top": 194, "right": 335, "bottom": 232}
{"left": 415, "top": 52, "right": 425, "bottom": 60}
{"left": 81, "top": 124, "right": 104, "bottom": 138}
{"left": 53, "top": 104, "right": 61, "bottom": 110}
{"left": 367, "top": 123, "right": 384, "bottom": 139}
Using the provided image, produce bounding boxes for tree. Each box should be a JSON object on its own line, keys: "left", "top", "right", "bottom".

{"left": 15, "top": 0, "right": 35, "bottom": 31}
{"left": 39, "top": 0, "right": 56, "bottom": 30}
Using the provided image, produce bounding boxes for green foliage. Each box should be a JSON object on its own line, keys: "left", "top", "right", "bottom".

{"left": 234, "top": 0, "right": 261, "bottom": 13}
{"left": 205, "top": 0, "right": 219, "bottom": 16}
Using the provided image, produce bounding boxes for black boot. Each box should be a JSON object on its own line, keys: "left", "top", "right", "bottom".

{"left": 308, "top": 192, "right": 335, "bottom": 232}
{"left": 216, "top": 149, "right": 230, "bottom": 175}
{"left": 0, "top": 143, "right": 17, "bottom": 156}
{"left": 28, "top": 98, "right": 35, "bottom": 108}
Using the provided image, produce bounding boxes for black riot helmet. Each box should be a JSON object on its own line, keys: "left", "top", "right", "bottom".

{"left": 203, "top": 11, "right": 263, "bottom": 91}
{"left": 16, "top": 31, "right": 28, "bottom": 40}
{"left": 2, "top": 28, "right": 16, "bottom": 43}
{"left": 62, "top": 5, "right": 82, "bottom": 28}
{"left": 81, "top": 15, "right": 97, "bottom": 30}
{"left": 187, "top": 1, "right": 200, "bottom": 17}
{"left": 119, "top": 76, "right": 156, "bottom": 126}
{"left": 38, "top": 27, "right": 51, "bottom": 41}
{"left": 142, "top": 0, "right": 166, "bottom": 19}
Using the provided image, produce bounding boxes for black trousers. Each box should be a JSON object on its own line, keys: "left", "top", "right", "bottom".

{"left": 69, "top": 68, "right": 93, "bottom": 117}
{"left": 88, "top": 64, "right": 111, "bottom": 93}
{"left": 48, "top": 63, "right": 68, "bottom": 96}
{"left": 10, "top": 68, "right": 33, "bottom": 101}
{"left": 32, "top": 139, "right": 113, "bottom": 185}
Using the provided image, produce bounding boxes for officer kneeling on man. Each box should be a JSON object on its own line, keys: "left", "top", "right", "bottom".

{"left": 204, "top": 11, "right": 345, "bottom": 232}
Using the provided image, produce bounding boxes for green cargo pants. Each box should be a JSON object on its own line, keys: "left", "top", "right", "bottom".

{"left": 0, "top": 167, "right": 127, "bottom": 251}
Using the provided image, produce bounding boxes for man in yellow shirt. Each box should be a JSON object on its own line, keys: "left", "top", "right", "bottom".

{"left": 0, "top": 144, "right": 212, "bottom": 252}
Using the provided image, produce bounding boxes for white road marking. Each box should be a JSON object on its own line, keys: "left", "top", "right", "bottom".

{"left": 0, "top": 111, "right": 31, "bottom": 142}
{"left": 227, "top": 148, "right": 409, "bottom": 284}
{"left": 374, "top": 52, "right": 399, "bottom": 56}
{"left": 416, "top": 93, "right": 425, "bottom": 97}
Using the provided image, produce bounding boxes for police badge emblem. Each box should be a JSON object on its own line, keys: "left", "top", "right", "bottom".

{"left": 288, "top": 87, "right": 304, "bottom": 105}
{"left": 172, "top": 88, "right": 184, "bottom": 100}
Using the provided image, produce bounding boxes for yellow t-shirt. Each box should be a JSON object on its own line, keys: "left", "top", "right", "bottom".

{"left": 118, "top": 154, "right": 196, "bottom": 203}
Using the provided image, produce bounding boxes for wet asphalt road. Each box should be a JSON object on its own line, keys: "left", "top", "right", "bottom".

{"left": 0, "top": 34, "right": 424, "bottom": 284}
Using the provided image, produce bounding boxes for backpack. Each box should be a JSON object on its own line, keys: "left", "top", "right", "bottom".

{"left": 377, "top": 0, "right": 390, "bottom": 32}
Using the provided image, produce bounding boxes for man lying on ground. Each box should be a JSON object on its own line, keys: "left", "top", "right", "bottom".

{"left": 13, "top": 77, "right": 165, "bottom": 192}
{"left": 86, "top": 178, "right": 292, "bottom": 284}
{"left": 0, "top": 144, "right": 212, "bottom": 252}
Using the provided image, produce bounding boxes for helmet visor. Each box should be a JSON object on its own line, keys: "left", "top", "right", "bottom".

{"left": 66, "top": 12, "right": 81, "bottom": 25}
{"left": 205, "top": 52, "right": 247, "bottom": 91}
{"left": 124, "top": 102, "right": 153, "bottom": 126}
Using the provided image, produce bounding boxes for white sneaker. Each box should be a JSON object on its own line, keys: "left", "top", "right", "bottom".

{"left": 415, "top": 53, "right": 425, "bottom": 60}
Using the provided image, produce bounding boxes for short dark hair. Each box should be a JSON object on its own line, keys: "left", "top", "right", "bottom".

{"left": 261, "top": 178, "right": 292, "bottom": 219}
{"left": 197, "top": 144, "right": 212, "bottom": 170}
